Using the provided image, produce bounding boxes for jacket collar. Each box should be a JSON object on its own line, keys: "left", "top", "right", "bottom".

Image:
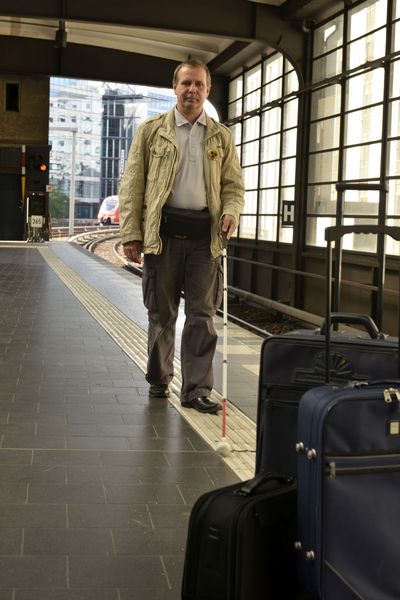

{"left": 160, "top": 108, "right": 220, "bottom": 141}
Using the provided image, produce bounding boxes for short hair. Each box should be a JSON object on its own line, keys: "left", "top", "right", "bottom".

{"left": 173, "top": 59, "right": 212, "bottom": 89}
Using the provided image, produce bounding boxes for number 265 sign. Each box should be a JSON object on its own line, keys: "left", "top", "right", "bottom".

{"left": 30, "top": 215, "right": 43, "bottom": 227}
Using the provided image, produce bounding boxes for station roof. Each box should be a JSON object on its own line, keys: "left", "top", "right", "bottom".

{"left": 0, "top": 0, "right": 342, "bottom": 113}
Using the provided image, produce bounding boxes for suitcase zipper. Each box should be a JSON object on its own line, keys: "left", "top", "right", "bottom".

{"left": 326, "top": 453, "right": 400, "bottom": 478}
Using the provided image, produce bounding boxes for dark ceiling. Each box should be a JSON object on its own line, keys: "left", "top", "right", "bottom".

{"left": 0, "top": 0, "right": 344, "bottom": 115}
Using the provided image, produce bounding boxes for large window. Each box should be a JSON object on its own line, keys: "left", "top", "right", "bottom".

{"left": 228, "top": 54, "right": 299, "bottom": 243}
{"left": 307, "top": 0, "right": 400, "bottom": 255}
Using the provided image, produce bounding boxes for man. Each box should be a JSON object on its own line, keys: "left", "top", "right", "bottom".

{"left": 119, "top": 58, "right": 244, "bottom": 414}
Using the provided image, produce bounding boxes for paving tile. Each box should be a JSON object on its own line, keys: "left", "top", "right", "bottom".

{"left": 100, "top": 451, "right": 168, "bottom": 468}
{"left": 33, "top": 450, "right": 101, "bottom": 466}
{"left": 68, "top": 504, "right": 151, "bottom": 529}
{"left": 28, "top": 483, "right": 106, "bottom": 504}
{"left": 0, "top": 504, "right": 66, "bottom": 528}
{"left": 104, "top": 483, "right": 183, "bottom": 505}
{"left": 66, "top": 437, "right": 132, "bottom": 450}
{"left": 0, "top": 529, "right": 22, "bottom": 555}
{"left": 0, "top": 465, "right": 66, "bottom": 483}
{"left": 23, "top": 528, "right": 114, "bottom": 556}
{"left": 69, "top": 556, "right": 168, "bottom": 589}
{"left": 113, "top": 526, "right": 187, "bottom": 555}
{"left": 0, "top": 556, "right": 66, "bottom": 587}
{"left": 15, "top": 591, "right": 118, "bottom": 600}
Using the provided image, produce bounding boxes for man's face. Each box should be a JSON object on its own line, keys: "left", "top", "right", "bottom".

{"left": 173, "top": 65, "right": 210, "bottom": 117}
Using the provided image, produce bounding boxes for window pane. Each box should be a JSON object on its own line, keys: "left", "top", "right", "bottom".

{"left": 264, "top": 55, "right": 283, "bottom": 82}
{"left": 242, "top": 165, "right": 259, "bottom": 190}
{"left": 284, "top": 70, "right": 299, "bottom": 95}
{"left": 309, "top": 117, "right": 340, "bottom": 152}
{"left": 307, "top": 184, "right": 337, "bottom": 214}
{"left": 228, "top": 100, "right": 242, "bottom": 119}
{"left": 346, "top": 68, "right": 385, "bottom": 110}
{"left": 229, "top": 77, "right": 243, "bottom": 102}
{"left": 240, "top": 215, "right": 256, "bottom": 239}
{"left": 313, "top": 16, "right": 344, "bottom": 57}
{"left": 389, "top": 100, "right": 400, "bottom": 137}
{"left": 312, "top": 49, "right": 342, "bottom": 83}
{"left": 279, "top": 226, "right": 293, "bottom": 243}
{"left": 385, "top": 218, "right": 400, "bottom": 254}
{"left": 390, "top": 60, "right": 400, "bottom": 98}
{"left": 259, "top": 188, "right": 279, "bottom": 213}
{"left": 281, "top": 157, "right": 296, "bottom": 186}
{"left": 306, "top": 216, "right": 336, "bottom": 246}
{"left": 243, "top": 116, "right": 260, "bottom": 142}
{"left": 245, "top": 66, "right": 261, "bottom": 93}
{"left": 392, "top": 20, "right": 400, "bottom": 51}
{"left": 342, "top": 189, "right": 380, "bottom": 216}
{"left": 388, "top": 140, "right": 400, "bottom": 176}
{"left": 308, "top": 150, "right": 339, "bottom": 183}
{"left": 348, "top": 0, "right": 388, "bottom": 40}
{"left": 260, "top": 161, "right": 280, "bottom": 187}
{"left": 395, "top": 0, "right": 400, "bottom": 18}
{"left": 263, "top": 79, "right": 282, "bottom": 104}
{"left": 262, "top": 107, "right": 282, "bottom": 135}
{"left": 347, "top": 29, "right": 386, "bottom": 70}
{"left": 344, "top": 105, "right": 383, "bottom": 144}
{"left": 242, "top": 140, "right": 259, "bottom": 166}
{"left": 343, "top": 143, "right": 382, "bottom": 179}
{"left": 261, "top": 134, "right": 280, "bottom": 162}
{"left": 244, "top": 89, "right": 261, "bottom": 112}
{"left": 387, "top": 179, "right": 400, "bottom": 214}
{"left": 283, "top": 99, "right": 298, "bottom": 129}
{"left": 229, "top": 123, "right": 242, "bottom": 145}
{"left": 258, "top": 216, "right": 278, "bottom": 241}
{"left": 311, "top": 85, "right": 341, "bottom": 120}
{"left": 282, "top": 129, "right": 297, "bottom": 157}
{"left": 244, "top": 190, "right": 258, "bottom": 214}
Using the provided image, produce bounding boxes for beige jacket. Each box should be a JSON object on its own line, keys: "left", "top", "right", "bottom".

{"left": 118, "top": 108, "right": 244, "bottom": 258}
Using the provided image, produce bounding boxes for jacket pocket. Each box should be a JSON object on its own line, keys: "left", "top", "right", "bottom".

{"left": 147, "top": 144, "right": 171, "bottom": 182}
{"left": 142, "top": 268, "right": 157, "bottom": 311}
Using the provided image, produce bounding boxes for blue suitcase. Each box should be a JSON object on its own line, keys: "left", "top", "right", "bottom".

{"left": 296, "top": 380, "right": 400, "bottom": 599}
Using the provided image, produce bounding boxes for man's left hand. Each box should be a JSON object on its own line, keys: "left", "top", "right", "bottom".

{"left": 219, "top": 214, "right": 237, "bottom": 240}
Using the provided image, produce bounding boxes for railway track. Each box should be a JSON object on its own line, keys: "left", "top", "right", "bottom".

{"left": 69, "top": 229, "right": 311, "bottom": 336}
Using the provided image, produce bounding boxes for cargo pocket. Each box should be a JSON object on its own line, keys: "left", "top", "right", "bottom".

{"left": 213, "top": 261, "right": 223, "bottom": 310}
{"left": 142, "top": 268, "right": 157, "bottom": 311}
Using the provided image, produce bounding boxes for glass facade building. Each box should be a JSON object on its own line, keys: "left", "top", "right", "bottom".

{"left": 49, "top": 79, "right": 176, "bottom": 219}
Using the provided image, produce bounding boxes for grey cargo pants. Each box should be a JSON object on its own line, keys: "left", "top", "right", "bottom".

{"left": 142, "top": 234, "right": 223, "bottom": 403}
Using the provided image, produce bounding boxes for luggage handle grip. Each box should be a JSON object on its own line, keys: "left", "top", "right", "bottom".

{"left": 320, "top": 313, "right": 384, "bottom": 339}
{"left": 234, "top": 472, "right": 294, "bottom": 497}
{"left": 325, "top": 225, "right": 400, "bottom": 243}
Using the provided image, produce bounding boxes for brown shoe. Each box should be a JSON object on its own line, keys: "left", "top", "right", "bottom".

{"left": 149, "top": 384, "right": 170, "bottom": 398}
{"left": 181, "top": 396, "right": 221, "bottom": 414}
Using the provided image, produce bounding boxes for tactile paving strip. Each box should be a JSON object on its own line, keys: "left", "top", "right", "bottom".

{"left": 40, "top": 246, "right": 256, "bottom": 480}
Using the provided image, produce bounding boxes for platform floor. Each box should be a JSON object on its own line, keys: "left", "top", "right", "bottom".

{"left": 0, "top": 241, "right": 264, "bottom": 599}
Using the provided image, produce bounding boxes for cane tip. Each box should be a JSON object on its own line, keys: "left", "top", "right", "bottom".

{"left": 215, "top": 438, "right": 232, "bottom": 457}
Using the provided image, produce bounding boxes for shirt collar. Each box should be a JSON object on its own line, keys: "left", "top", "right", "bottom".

{"left": 174, "top": 107, "right": 207, "bottom": 127}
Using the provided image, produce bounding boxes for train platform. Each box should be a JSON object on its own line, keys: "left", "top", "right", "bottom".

{"left": 0, "top": 240, "right": 264, "bottom": 600}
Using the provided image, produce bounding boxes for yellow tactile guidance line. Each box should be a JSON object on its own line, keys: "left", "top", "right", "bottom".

{"left": 40, "top": 247, "right": 256, "bottom": 480}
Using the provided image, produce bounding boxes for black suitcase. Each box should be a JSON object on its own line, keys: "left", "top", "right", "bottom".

{"left": 256, "top": 219, "right": 400, "bottom": 478}
{"left": 181, "top": 472, "right": 298, "bottom": 600}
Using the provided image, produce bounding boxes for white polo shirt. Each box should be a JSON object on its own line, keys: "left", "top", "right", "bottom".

{"left": 167, "top": 108, "right": 208, "bottom": 210}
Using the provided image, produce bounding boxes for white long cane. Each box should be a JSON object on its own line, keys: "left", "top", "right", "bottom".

{"left": 216, "top": 234, "right": 232, "bottom": 457}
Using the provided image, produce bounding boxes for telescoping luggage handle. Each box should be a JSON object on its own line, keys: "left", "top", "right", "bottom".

{"left": 324, "top": 224, "right": 400, "bottom": 383}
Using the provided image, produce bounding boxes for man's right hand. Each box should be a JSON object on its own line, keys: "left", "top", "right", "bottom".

{"left": 123, "top": 240, "right": 143, "bottom": 264}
